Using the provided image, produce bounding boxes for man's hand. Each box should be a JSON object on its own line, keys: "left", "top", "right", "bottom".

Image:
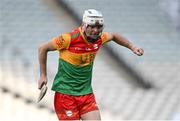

{"left": 38, "top": 75, "right": 48, "bottom": 89}
{"left": 131, "top": 46, "right": 144, "bottom": 56}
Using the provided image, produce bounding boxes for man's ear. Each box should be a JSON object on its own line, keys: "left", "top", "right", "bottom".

{"left": 81, "top": 22, "right": 85, "bottom": 26}
{"left": 81, "top": 23, "right": 86, "bottom": 32}
{"left": 81, "top": 22, "right": 86, "bottom": 27}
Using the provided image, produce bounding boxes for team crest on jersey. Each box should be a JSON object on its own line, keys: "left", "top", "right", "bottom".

{"left": 65, "top": 110, "right": 73, "bottom": 117}
{"left": 93, "top": 44, "right": 98, "bottom": 49}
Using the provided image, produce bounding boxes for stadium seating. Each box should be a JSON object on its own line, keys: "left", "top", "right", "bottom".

{"left": 0, "top": 0, "right": 180, "bottom": 120}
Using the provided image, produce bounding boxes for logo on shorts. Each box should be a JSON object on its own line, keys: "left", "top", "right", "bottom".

{"left": 66, "top": 110, "right": 73, "bottom": 117}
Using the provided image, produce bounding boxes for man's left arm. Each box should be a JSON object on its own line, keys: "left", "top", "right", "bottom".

{"left": 108, "top": 32, "right": 144, "bottom": 56}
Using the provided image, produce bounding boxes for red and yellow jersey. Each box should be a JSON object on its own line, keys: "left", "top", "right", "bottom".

{"left": 51, "top": 27, "right": 110, "bottom": 95}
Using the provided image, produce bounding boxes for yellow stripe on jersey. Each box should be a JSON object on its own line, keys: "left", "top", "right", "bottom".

{"left": 60, "top": 50, "right": 96, "bottom": 66}
{"left": 101, "top": 32, "right": 110, "bottom": 44}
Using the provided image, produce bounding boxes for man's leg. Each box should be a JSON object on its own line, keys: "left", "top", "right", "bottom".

{"left": 81, "top": 110, "right": 101, "bottom": 120}
{"left": 54, "top": 92, "right": 80, "bottom": 120}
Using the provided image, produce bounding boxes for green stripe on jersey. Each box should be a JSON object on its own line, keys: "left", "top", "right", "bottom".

{"left": 71, "top": 32, "right": 80, "bottom": 38}
{"left": 51, "top": 59, "right": 93, "bottom": 95}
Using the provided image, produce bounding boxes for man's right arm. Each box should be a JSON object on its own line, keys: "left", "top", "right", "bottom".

{"left": 38, "top": 33, "right": 71, "bottom": 89}
{"left": 38, "top": 41, "right": 56, "bottom": 89}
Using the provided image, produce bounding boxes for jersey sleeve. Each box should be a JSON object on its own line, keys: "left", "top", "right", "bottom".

{"left": 101, "top": 32, "right": 111, "bottom": 45}
{"left": 51, "top": 33, "right": 71, "bottom": 50}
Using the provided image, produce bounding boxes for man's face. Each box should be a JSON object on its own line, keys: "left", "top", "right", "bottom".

{"left": 84, "top": 24, "right": 104, "bottom": 41}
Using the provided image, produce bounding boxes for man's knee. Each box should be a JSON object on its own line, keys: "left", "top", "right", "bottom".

{"left": 81, "top": 110, "right": 101, "bottom": 120}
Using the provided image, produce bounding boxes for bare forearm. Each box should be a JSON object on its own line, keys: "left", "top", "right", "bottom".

{"left": 38, "top": 41, "right": 56, "bottom": 76}
{"left": 38, "top": 45, "right": 48, "bottom": 77}
{"left": 111, "top": 32, "right": 134, "bottom": 50}
{"left": 37, "top": 41, "right": 57, "bottom": 89}
{"left": 110, "top": 32, "right": 144, "bottom": 56}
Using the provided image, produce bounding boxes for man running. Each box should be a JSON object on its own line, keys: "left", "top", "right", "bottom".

{"left": 38, "top": 9, "right": 144, "bottom": 120}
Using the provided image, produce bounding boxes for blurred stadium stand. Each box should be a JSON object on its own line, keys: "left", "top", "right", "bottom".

{"left": 0, "top": 0, "right": 180, "bottom": 120}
